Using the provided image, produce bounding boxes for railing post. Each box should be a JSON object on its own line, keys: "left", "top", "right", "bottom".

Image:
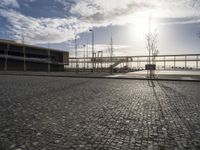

{"left": 101, "top": 51, "right": 103, "bottom": 72}
{"left": 185, "top": 56, "right": 187, "bottom": 70}
{"left": 174, "top": 56, "right": 176, "bottom": 70}
{"left": 164, "top": 56, "right": 166, "bottom": 70}
{"left": 126, "top": 57, "right": 128, "bottom": 67}
{"left": 197, "top": 56, "right": 199, "bottom": 70}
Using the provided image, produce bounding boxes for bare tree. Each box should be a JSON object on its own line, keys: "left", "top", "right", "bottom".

{"left": 151, "top": 30, "right": 159, "bottom": 65}
{"left": 146, "top": 16, "right": 159, "bottom": 78}
{"left": 146, "top": 18, "right": 159, "bottom": 64}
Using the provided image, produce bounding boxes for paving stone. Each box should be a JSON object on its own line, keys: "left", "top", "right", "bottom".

{"left": 0, "top": 76, "right": 199, "bottom": 149}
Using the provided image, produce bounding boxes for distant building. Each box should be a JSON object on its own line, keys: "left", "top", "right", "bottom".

{"left": 0, "top": 39, "right": 69, "bottom": 71}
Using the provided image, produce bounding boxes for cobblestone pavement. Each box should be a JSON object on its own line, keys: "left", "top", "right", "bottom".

{"left": 0, "top": 75, "right": 200, "bottom": 150}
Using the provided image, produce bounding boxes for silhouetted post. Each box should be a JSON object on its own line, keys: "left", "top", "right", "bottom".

{"left": 86, "top": 43, "right": 89, "bottom": 70}
{"left": 97, "top": 51, "right": 99, "bottom": 71}
{"left": 196, "top": 33, "right": 200, "bottom": 70}
{"left": 83, "top": 44, "right": 86, "bottom": 71}
{"left": 75, "top": 34, "right": 78, "bottom": 74}
{"left": 20, "top": 30, "right": 26, "bottom": 71}
{"left": 22, "top": 35, "right": 26, "bottom": 71}
{"left": 164, "top": 56, "right": 166, "bottom": 70}
{"left": 126, "top": 57, "right": 128, "bottom": 72}
{"left": 89, "top": 29, "right": 94, "bottom": 72}
{"left": 101, "top": 51, "right": 103, "bottom": 71}
{"left": 23, "top": 46, "right": 26, "bottom": 71}
{"left": 94, "top": 52, "right": 96, "bottom": 70}
{"left": 97, "top": 51, "right": 100, "bottom": 71}
{"left": 47, "top": 35, "right": 50, "bottom": 72}
{"left": 110, "top": 35, "right": 113, "bottom": 74}
{"left": 185, "top": 56, "right": 187, "bottom": 70}
{"left": 48, "top": 50, "right": 50, "bottom": 72}
{"left": 174, "top": 56, "right": 176, "bottom": 70}
{"left": 4, "top": 44, "right": 9, "bottom": 71}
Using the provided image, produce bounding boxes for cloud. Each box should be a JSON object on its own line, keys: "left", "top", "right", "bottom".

{"left": 0, "top": 0, "right": 200, "bottom": 45}
{"left": 197, "top": 32, "right": 200, "bottom": 39}
{"left": 0, "top": 0, "right": 20, "bottom": 8}
{"left": 55, "top": 0, "right": 75, "bottom": 10}
{"left": 158, "top": 16, "right": 200, "bottom": 25}
{"left": 65, "top": 0, "right": 154, "bottom": 23}
{"left": 0, "top": 9, "right": 91, "bottom": 44}
{"left": 58, "top": 0, "right": 200, "bottom": 25}
{"left": 0, "top": 0, "right": 154, "bottom": 45}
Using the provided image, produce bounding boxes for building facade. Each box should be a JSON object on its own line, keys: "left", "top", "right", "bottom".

{"left": 0, "top": 39, "right": 69, "bottom": 71}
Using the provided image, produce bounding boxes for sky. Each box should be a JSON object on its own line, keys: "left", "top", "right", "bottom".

{"left": 0, "top": 0, "right": 200, "bottom": 57}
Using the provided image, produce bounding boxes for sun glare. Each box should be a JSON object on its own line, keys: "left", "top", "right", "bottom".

{"left": 128, "top": 11, "right": 159, "bottom": 40}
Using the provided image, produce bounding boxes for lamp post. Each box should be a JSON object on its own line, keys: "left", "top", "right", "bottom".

{"left": 110, "top": 35, "right": 113, "bottom": 74}
{"left": 86, "top": 43, "right": 89, "bottom": 70}
{"left": 75, "top": 34, "right": 78, "bottom": 73}
{"left": 83, "top": 44, "right": 86, "bottom": 71}
{"left": 22, "top": 34, "right": 26, "bottom": 71}
{"left": 89, "top": 29, "right": 94, "bottom": 72}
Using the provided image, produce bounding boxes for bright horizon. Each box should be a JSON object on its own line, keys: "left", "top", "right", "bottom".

{"left": 0, "top": 0, "right": 200, "bottom": 57}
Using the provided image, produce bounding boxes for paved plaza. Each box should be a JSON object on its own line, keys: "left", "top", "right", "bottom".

{"left": 0, "top": 75, "right": 200, "bottom": 150}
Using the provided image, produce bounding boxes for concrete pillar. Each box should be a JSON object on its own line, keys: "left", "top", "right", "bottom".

{"left": 4, "top": 44, "right": 9, "bottom": 71}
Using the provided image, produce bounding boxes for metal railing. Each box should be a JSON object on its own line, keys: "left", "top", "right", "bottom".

{"left": 67, "top": 54, "right": 200, "bottom": 71}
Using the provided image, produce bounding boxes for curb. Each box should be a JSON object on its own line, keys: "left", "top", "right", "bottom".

{"left": 0, "top": 73, "right": 200, "bottom": 82}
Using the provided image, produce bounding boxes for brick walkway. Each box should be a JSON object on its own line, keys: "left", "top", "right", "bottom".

{"left": 0, "top": 75, "right": 199, "bottom": 150}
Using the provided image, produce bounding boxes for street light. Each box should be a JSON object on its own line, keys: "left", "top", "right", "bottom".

{"left": 89, "top": 29, "right": 94, "bottom": 72}
{"left": 86, "top": 43, "right": 89, "bottom": 69}
{"left": 83, "top": 44, "right": 86, "bottom": 71}
{"left": 110, "top": 35, "right": 113, "bottom": 74}
{"left": 75, "top": 34, "right": 78, "bottom": 73}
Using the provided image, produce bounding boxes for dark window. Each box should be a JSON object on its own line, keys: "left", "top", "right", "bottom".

{"left": 0, "top": 43, "right": 7, "bottom": 54}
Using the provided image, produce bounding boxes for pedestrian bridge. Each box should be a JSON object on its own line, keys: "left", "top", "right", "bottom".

{"left": 67, "top": 54, "right": 200, "bottom": 71}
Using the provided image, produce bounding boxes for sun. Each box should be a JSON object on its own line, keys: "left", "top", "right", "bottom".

{"left": 128, "top": 11, "right": 159, "bottom": 40}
